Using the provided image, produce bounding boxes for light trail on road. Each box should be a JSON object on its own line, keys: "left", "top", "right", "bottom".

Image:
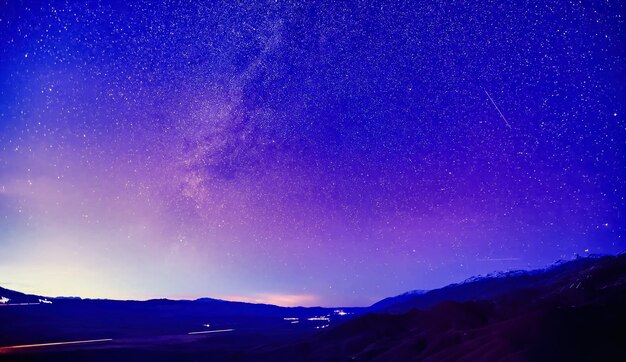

{"left": 0, "top": 329, "right": 236, "bottom": 353}
{"left": 187, "top": 329, "right": 235, "bottom": 335}
{"left": 0, "top": 338, "right": 113, "bottom": 352}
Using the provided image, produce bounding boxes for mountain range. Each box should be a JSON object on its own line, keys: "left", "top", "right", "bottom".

{"left": 1, "top": 254, "right": 625, "bottom": 361}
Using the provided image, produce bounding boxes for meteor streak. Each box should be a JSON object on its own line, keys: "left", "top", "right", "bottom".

{"left": 484, "top": 90, "right": 512, "bottom": 129}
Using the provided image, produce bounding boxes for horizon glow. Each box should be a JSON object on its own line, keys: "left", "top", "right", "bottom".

{"left": 0, "top": 1, "right": 624, "bottom": 307}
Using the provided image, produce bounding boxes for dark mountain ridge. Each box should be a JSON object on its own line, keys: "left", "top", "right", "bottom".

{"left": 261, "top": 253, "right": 626, "bottom": 361}
{"left": 370, "top": 255, "right": 606, "bottom": 313}
{"left": 1, "top": 254, "right": 624, "bottom": 361}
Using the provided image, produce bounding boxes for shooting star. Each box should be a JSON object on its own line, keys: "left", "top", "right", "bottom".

{"left": 484, "top": 90, "right": 512, "bottom": 129}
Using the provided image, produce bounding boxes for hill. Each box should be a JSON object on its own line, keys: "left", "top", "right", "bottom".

{"left": 261, "top": 254, "right": 626, "bottom": 361}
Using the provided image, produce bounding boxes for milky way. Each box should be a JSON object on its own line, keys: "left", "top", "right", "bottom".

{"left": 1, "top": 1, "right": 624, "bottom": 306}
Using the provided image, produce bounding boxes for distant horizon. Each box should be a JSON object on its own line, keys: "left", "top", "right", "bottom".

{"left": 2, "top": 252, "right": 610, "bottom": 308}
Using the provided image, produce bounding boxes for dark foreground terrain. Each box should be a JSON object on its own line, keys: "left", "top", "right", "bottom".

{"left": 2, "top": 254, "right": 625, "bottom": 361}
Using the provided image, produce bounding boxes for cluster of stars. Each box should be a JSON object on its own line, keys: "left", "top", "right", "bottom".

{"left": 0, "top": 1, "right": 624, "bottom": 306}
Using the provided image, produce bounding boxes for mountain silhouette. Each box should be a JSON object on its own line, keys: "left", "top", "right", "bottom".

{"left": 260, "top": 254, "right": 626, "bottom": 361}
{"left": 1, "top": 254, "right": 624, "bottom": 361}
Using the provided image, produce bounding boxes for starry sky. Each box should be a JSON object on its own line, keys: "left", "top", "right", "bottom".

{"left": 0, "top": 1, "right": 624, "bottom": 307}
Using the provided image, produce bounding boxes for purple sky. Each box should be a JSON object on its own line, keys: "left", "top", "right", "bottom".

{"left": 0, "top": 1, "right": 624, "bottom": 306}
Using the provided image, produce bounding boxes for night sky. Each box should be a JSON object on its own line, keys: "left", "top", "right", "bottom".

{"left": 1, "top": 1, "right": 624, "bottom": 307}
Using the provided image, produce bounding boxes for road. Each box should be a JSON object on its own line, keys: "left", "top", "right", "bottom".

{"left": 0, "top": 329, "right": 236, "bottom": 354}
